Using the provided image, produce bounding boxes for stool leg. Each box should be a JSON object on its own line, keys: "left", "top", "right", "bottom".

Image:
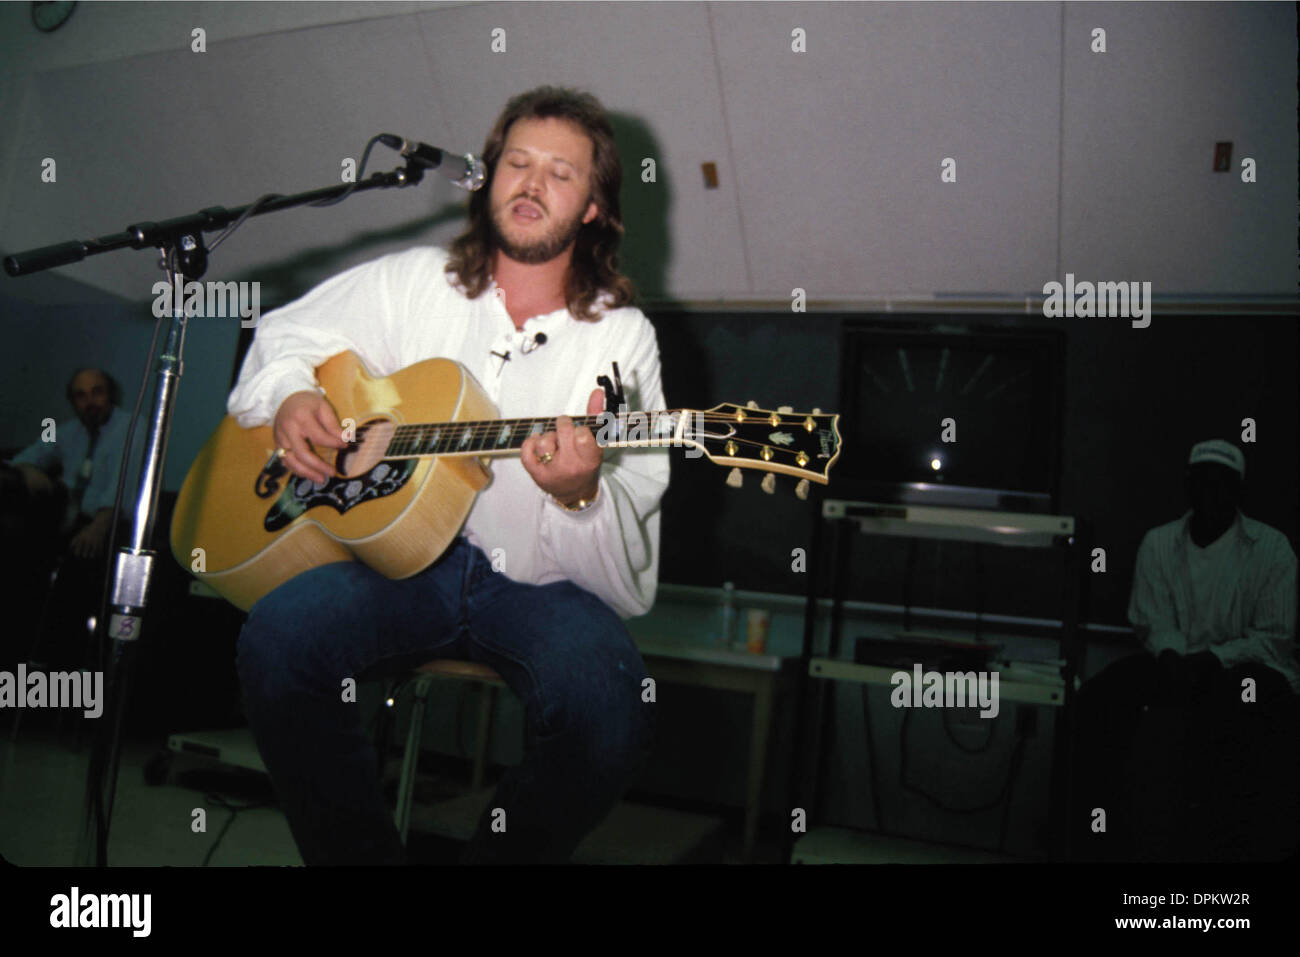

{"left": 471, "top": 685, "right": 496, "bottom": 791}
{"left": 395, "top": 675, "right": 433, "bottom": 845}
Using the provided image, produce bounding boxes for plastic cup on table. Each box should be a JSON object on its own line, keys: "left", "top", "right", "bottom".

{"left": 745, "top": 609, "right": 770, "bottom": 654}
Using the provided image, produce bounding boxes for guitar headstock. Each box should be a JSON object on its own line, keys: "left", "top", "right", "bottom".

{"left": 682, "top": 402, "right": 842, "bottom": 491}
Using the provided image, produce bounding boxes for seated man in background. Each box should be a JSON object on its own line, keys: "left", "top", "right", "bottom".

{"left": 1, "top": 367, "right": 142, "bottom": 670}
{"left": 1073, "top": 439, "right": 1298, "bottom": 861}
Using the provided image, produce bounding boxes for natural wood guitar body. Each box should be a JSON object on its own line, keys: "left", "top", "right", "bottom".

{"left": 170, "top": 352, "right": 495, "bottom": 611}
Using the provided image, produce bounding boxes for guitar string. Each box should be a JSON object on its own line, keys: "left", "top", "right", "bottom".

{"left": 382, "top": 410, "right": 824, "bottom": 425}
{"left": 381, "top": 417, "right": 824, "bottom": 438}
{"left": 373, "top": 435, "right": 819, "bottom": 465}
{"left": 382, "top": 436, "right": 800, "bottom": 454}
{"left": 373, "top": 415, "right": 829, "bottom": 461}
{"left": 381, "top": 413, "right": 827, "bottom": 441}
{"left": 380, "top": 417, "right": 825, "bottom": 445}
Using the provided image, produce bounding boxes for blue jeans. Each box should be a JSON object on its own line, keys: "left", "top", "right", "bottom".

{"left": 235, "top": 537, "right": 654, "bottom": 865}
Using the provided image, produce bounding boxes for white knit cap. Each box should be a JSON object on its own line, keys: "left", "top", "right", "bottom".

{"left": 1188, "top": 439, "right": 1245, "bottom": 478}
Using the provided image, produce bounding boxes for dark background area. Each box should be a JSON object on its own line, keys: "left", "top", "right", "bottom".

{"left": 8, "top": 307, "right": 1293, "bottom": 729}
{"left": 651, "top": 310, "right": 1298, "bottom": 630}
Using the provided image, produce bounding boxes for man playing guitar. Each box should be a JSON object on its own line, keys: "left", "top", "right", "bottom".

{"left": 229, "top": 86, "right": 667, "bottom": 865}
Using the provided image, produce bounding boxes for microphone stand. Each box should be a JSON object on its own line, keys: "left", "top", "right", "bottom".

{"left": 4, "top": 158, "right": 431, "bottom": 866}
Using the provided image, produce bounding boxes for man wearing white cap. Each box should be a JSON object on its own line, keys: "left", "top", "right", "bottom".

{"left": 1073, "top": 439, "right": 1297, "bottom": 861}
{"left": 1128, "top": 439, "right": 1298, "bottom": 692}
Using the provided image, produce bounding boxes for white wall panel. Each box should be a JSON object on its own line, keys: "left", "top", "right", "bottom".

{"left": 1059, "top": 1, "right": 1297, "bottom": 293}
{"left": 0, "top": 1, "right": 447, "bottom": 73}
{"left": 711, "top": 1, "right": 1062, "bottom": 297}
{"left": 2, "top": 2, "right": 1295, "bottom": 306}
{"left": 408, "top": 1, "right": 749, "bottom": 298}
{"left": 3, "top": 15, "right": 461, "bottom": 302}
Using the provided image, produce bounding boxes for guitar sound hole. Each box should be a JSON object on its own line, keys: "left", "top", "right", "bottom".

{"left": 334, "top": 419, "right": 396, "bottom": 478}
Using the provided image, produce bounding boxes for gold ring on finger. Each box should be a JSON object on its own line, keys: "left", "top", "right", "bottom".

{"left": 538, "top": 451, "right": 554, "bottom": 465}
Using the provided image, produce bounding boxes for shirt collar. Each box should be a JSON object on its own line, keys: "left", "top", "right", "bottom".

{"left": 1237, "top": 511, "right": 1264, "bottom": 543}
{"left": 486, "top": 278, "right": 574, "bottom": 333}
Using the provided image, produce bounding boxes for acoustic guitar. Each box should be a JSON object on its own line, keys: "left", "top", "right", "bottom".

{"left": 170, "top": 350, "right": 841, "bottom": 610}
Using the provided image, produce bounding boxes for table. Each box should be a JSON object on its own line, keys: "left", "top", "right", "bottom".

{"left": 635, "top": 639, "right": 801, "bottom": 863}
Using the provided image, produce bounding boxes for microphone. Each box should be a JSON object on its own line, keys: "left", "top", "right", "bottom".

{"left": 378, "top": 134, "right": 487, "bottom": 191}
{"left": 523, "top": 332, "right": 547, "bottom": 353}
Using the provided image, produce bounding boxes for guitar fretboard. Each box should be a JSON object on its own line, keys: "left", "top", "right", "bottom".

{"left": 383, "top": 410, "right": 687, "bottom": 459}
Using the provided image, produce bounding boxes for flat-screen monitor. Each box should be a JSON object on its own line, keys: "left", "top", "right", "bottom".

{"left": 836, "top": 318, "right": 1064, "bottom": 512}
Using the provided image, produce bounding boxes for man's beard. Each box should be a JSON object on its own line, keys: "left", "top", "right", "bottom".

{"left": 488, "top": 201, "right": 588, "bottom": 265}
{"left": 78, "top": 407, "right": 110, "bottom": 430}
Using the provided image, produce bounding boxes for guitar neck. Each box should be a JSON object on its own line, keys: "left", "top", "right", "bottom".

{"left": 382, "top": 410, "right": 689, "bottom": 460}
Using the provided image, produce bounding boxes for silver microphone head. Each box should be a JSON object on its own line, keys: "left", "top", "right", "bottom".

{"left": 453, "top": 153, "right": 487, "bottom": 192}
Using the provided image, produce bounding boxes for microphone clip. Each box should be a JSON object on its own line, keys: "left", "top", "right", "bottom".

{"left": 597, "top": 361, "right": 625, "bottom": 413}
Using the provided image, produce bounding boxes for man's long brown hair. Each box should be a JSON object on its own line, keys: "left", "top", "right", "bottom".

{"left": 445, "top": 86, "right": 636, "bottom": 322}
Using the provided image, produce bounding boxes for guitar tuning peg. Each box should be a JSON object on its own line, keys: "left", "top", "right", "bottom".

{"left": 746, "top": 400, "right": 759, "bottom": 409}
{"left": 726, "top": 467, "right": 743, "bottom": 488}
{"left": 761, "top": 473, "right": 775, "bottom": 494}
{"left": 777, "top": 405, "right": 793, "bottom": 414}
{"left": 795, "top": 479, "right": 810, "bottom": 500}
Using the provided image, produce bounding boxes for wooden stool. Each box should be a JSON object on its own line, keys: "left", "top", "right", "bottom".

{"left": 393, "top": 660, "right": 508, "bottom": 844}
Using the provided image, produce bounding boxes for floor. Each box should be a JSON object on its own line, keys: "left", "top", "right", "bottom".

{"left": 0, "top": 712, "right": 782, "bottom": 866}
{"left": 1, "top": 719, "right": 299, "bottom": 867}
{"left": 2, "top": 710, "right": 1036, "bottom": 867}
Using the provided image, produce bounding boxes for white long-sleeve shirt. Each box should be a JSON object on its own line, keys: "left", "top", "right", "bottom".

{"left": 1128, "top": 509, "right": 1300, "bottom": 692}
{"left": 227, "top": 246, "right": 669, "bottom": 618}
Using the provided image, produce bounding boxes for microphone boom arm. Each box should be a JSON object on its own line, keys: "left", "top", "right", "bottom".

{"left": 4, "top": 159, "right": 428, "bottom": 278}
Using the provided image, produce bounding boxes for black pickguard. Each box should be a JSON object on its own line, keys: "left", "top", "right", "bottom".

{"left": 263, "top": 460, "right": 417, "bottom": 532}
